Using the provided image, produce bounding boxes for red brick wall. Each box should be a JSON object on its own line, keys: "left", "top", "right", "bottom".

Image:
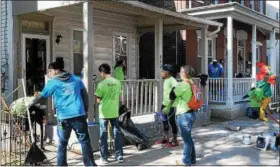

{"left": 218, "top": 0, "right": 228, "bottom": 4}
{"left": 244, "top": 0, "right": 250, "bottom": 8}
{"left": 185, "top": 30, "right": 198, "bottom": 70}
{"left": 255, "top": 0, "right": 260, "bottom": 12}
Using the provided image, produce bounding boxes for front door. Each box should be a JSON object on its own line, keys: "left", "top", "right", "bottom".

{"left": 22, "top": 34, "right": 50, "bottom": 96}
{"left": 237, "top": 47, "right": 245, "bottom": 76}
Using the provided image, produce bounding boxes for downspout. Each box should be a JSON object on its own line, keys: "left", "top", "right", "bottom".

{"left": 208, "top": 26, "right": 221, "bottom": 37}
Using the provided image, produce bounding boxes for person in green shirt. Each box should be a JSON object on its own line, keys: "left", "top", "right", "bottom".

{"left": 242, "top": 87, "right": 264, "bottom": 119}
{"left": 114, "top": 60, "right": 126, "bottom": 81}
{"left": 165, "top": 65, "right": 196, "bottom": 166}
{"left": 156, "top": 64, "right": 179, "bottom": 147}
{"left": 95, "top": 63, "right": 123, "bottom": 164}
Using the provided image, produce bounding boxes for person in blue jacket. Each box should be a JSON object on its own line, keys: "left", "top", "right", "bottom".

{"left": 208, "top": 59, "right": 224, "bottom": 78}
{"left": 34, "top": 58, "right": 96, "bottom": 166}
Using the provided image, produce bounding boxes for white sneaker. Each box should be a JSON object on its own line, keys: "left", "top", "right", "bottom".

{"left": 99, "top": 158, "right": 109, "bottom": 165}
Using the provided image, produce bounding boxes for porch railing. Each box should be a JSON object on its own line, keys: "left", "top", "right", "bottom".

{"left": 270, "top": 76, "right": 280, "bottom": 111}
{"left": 93, "top": 78, "right": 207, "bottom": 117}
{"left": 232, "top": 78, "right": 256, "bottom": 102}
{"left": 208, "top": 78, "right": 227, "bottom": 103}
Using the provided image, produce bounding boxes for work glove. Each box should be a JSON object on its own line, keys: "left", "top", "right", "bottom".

{"left": 162, "top": 104, "right": 172, "bottom": 115}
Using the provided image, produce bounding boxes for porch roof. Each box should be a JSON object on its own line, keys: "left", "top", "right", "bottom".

{"left": 178, "top": 2, "right": 280, "bottom": 36}
{"left": 92, "top": 0, "right": 223, "bottom": 31}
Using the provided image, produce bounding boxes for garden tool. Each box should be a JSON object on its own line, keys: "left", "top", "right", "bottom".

{"left": 22, "top": 79, "right": 47, "bottom": 165}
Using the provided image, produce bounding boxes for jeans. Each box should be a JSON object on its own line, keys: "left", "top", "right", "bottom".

{"left": 99, "top": 118, "right": 123, "bottom": 160}
{"left": 161, "top": 105, "right": 178, "bottom": 135}
{"left": 57, "top": 116, "right": 96, "bottom": 166}
{"left": 176, "top": 111, "right": 196, "bottom": 165}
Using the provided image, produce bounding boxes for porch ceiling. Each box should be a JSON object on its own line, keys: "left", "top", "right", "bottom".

{"left": 179, "top": 2, "right": 280, "bottom": 37}
{"left": 92, "top": 0, "right": 223, "bottom": 31}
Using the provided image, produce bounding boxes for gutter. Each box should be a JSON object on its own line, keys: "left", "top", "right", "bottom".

{"left": 208, "top": 26, "right": 221, "bottom": 37}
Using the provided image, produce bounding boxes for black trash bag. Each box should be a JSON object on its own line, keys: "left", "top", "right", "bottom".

{"left": 118, "top": 105, "right": 151, "bottom": 151}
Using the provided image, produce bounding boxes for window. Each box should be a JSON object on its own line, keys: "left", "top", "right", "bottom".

{"left": 240, "top": 0, "right": 244, "bottom": 6}
{"left": 197, "top": 38, "right": 216, "bottom": 73}
{"left": 113, "top": 34, "right": 128, "bottom": 76}
{"left": 259, "top": 0, "right": 264, "bottom": 14}
{"left": 72, "top": 30, "right": 83, "bottom": 77}
{"left": 211, "top": 0, "right": 218, "bottom": 5}
{"left": 250, "top": 0, "right": 254, "bottom": 10}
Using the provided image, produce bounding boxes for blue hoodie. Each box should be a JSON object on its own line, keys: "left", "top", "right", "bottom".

{"left": 40, "top": 72, "right": 88, "bottom": 120}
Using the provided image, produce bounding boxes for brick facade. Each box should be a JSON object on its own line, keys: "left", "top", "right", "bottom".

{"left": 186, "top": 19, "right": 267, "bottom": 76}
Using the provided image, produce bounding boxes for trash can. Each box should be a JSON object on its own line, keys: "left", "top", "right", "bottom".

{"left": 88, "top": 122, "right": 100, "bottom": 152}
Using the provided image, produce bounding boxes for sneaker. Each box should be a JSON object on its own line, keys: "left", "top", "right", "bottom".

{"left": 166, "top": 140, "right": 179, "bottom": 148}
{"left": 155, "top": 137, "right": 168, "bottom": 144}
{"left": 100, "top": 158, "right": 109, "bottom": 164}
{"left": 175, "top": 160, "right": 187, "bottom": 166}
{"left": 117, "top": 157, "right": 124, "bottom": 163}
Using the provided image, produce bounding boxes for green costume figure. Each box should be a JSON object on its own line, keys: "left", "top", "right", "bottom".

{"left": 243, "top": 87, "right": 264, "bottom": 119}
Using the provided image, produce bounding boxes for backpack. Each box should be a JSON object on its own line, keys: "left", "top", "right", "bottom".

{"left": 185, "top": 80, "right": 203, "bottom": 110}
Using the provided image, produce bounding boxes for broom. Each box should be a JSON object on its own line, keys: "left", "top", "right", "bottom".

{"left": 22, "top": 79, "right": 47, "bottom": 165}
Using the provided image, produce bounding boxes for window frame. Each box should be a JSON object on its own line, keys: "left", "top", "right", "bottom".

{"left": 259, "top": 0, "right": 264, "bottom": 14}
{"left": 112, "top": 32, "right": 132, "bottom": 78}
{"left": 70, "top": 26, "right": 84, "bottom": 76}
{"left": 250, "top": 0, "right": 254, "bottom": 10}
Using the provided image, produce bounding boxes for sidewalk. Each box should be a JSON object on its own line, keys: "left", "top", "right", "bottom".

{"left": 43, "top": 115, "right": 280, "bottom": 166}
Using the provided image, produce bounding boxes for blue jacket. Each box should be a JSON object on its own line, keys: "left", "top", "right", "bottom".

{"left": 40, "top": 72, "right": 88, "bottom": 120}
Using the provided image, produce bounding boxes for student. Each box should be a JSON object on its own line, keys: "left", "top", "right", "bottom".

{"left": 242, "top": 87, "right": 264, "bottom": 119}
{"left": 35, "top": 58, "right": 96, "bottom": 166}
{"left": 165, "top": 65, "right": 196, "bottom": 166}
{"left": 114, "top": 60, "right": 126, "bottom": 81}
{"left": 157, "top": 64, "right": 178, "bottom": 147}
{"left": 95, "top": 63, "right": 124, "bottom": 164}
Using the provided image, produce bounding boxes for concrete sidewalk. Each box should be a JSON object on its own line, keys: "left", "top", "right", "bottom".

{"left": 43, "top": 116, "right": 280, "bottom": 166}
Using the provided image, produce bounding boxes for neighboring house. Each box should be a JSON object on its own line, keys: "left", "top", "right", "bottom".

{"left": 266, "top": 1, "right": 280, "bottom": 75}
{"left": 179, "top": 0, "right": 280, "bottom": 119}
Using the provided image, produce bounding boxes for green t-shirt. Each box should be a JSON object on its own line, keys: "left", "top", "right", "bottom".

{"left": 173, "top": 80, "right": 193, "bottom": 115}
{"left": 162, "top": 77, "right": 178, "bottom": 106}
{"left": 114, "top": 67, "right": 125, "bottom": 81}
{"left": 95, "top": 77, "right": 121, "bottom": 119}
{"left": 248, "top": 88, "right": 264, "bottom": 108}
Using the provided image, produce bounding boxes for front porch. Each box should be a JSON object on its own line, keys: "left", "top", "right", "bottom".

{"left": 180, "top": 2, "right": 280, "bottom": 119}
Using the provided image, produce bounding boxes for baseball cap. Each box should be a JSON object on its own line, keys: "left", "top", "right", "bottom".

{"left": 161, "top": 64, "right": 173, "bottom": 72}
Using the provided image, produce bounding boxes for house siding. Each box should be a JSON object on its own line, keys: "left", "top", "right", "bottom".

{"left": 41, "top": 5, "right": 138, "bottom": 79}
{"left": 1, "top": 0, "right": 9, "bottom": 97}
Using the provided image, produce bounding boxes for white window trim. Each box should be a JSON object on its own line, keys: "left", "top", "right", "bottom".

{"left": 196, "top": 30, "right": 217, "bottom": 60}
{"left": 250, "top": 0, "right": 254, "bottom": 10}
{"left": 112, "top": 31, "right": 132, "bottom": 78}
{"left": 259, "top": 0, "right": 264, "bottom": 14}
{"left": 70, "top": 26, "right": 83, "bottom": 74}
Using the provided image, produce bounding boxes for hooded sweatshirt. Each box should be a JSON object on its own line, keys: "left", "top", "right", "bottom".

{"left": 40, "top": 72, "right": 89, "bottom": 120}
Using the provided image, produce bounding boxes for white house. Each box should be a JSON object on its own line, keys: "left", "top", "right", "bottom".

{"left": 266, "top": 0, "right": 280, "bottom": 74}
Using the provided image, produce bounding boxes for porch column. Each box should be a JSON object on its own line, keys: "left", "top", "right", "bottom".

{"left": 251, "top": 24, "right": 257, "bottom": 82}
{"left": 201, "top": 27, "right": 209, "bottom": 105}
{"left": 226, "top": 16, "right": 234, "bottom": 108}
{"left": 269, "top": 28, "right": 276, "bottom": 74}
{"left": 83, "top": 1, "right": 94, "bottom": 121}
{"left": 155, "top": 18, "right": 163, "bottom": 112}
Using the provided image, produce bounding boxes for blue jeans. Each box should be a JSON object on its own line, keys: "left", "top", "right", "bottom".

{"left": 99, "top": 118, "right": 123, "bottom": 160}
{"left": 57, "top": 116, "right": 96, "bottom": 166}
{"left": 176, "top": 112, "right": 196, "bottom": 165}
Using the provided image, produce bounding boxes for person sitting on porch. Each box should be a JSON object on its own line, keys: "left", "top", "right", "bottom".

{"left": 114, "top": 60, "right": 126, "bottom": 81}
{"left": 242, "top": 87, "right": 264, "bottom": 119}
{"left": 156, "top": 64, "right": 178, "bottom": 147}
{"left": 34, "top": 58, "right": 96, "bottom": 166}
{"left": 164, "top": 65, "right": 196, "bottom": 166}
{"left": 208, "top": 59, "right": 224, "bottom": 78}
{"left": 95, "top": 63, "right": 124, "bottom": 164}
